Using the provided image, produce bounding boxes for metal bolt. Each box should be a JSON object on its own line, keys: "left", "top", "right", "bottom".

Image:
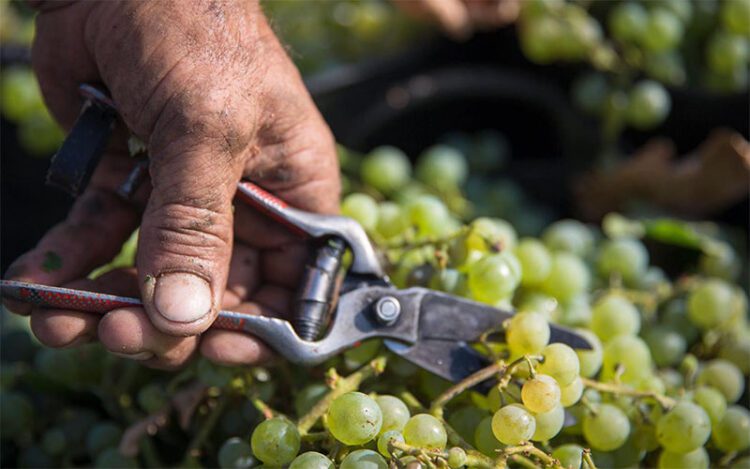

{"left": 374, "top": 296, "right": 401, "bottom": 326}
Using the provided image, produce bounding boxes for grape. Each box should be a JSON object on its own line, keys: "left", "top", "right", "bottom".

{"left": 632, "top": 423, "right": 660, "bottom": 452}
{"left": 327, "top": 392, "right": 382, "bottom": 445}
{"left": 643, "top": 326, "right": 687, "bottom": 367}
{"left": 582, "top": 403, "right": 630, "bottom": 451}
{"left": 713, "top": 406, "right": 750, "bottom": 452}
{"left": 289, "top": 451, "right": 333, "bottom": 469}
{"left": 218, "top": 437, "right": 255, "bottom": 469}
{"left": 558, "top": 294, "right": 591, "bottom": 328}
{"left": 596, "top": 238, "right": 649, "bottom": 283}
{"left": 344, "top": 339, "right": 382, "bottom": 369}
{"left": 571, "top": 72, "right": 609, "bottom": 116}
{"left": 696, "top": 359, "right": 745, "bottom": 403}
{"left": 538, "top": 343, "right": 580, "bottom": 387}
{"left": 86, "top": 422, "right": 123, "bottom": 458}
{"left": 609, "top": 2, "right": 647, "bottom": 43}
{"left": 340, "top": 449, "right": 388, "bottom": 469}
{"left": 522, "top": 374, "right": 561, "bottom": 413}
{"left": 506, "top": 312, "right": 551, "bottom": 355}
{"left": 377, "top": 430, "right": 404, "bottom": 457}
{"left": 532, "top": 404, "right": 565, "bottom": 441}
{"left": 541, "top": 253, "right": 590, "bottom": 302}
{"left": 492, "top": 404, "right": 536, "bottom": 445}
{"left": 641, "top": 9, "right": 684, "bottom": 52}
{"left": 721, "top": 0, "right": 750, "bottom": 36}
{"left": 447, "top": 447, "right": 467, "bottom": 468}
{"left": 0, "top": 68, "right": 45, "bottom": 123}
{"left": 41, "top": 428, "right": 66, "bottom": 455}
{"left": 467, "top": 252, "right": 522, "bottom": 304}
{"left": 0, "top": 391, "right": 33, "bottom": 438}
{"left": 137, "top": 383, "right": 168, "bottom": 413}
{"left": 294, "top": 384, "right": 329, "bottom": 416}
{"left": 520, "top": 16, "right": 565, "bottom": 64}
{"left": 475, "top": 415, "right": 504, "bottom": 455}
{"left": 644, "top": 51, "right": 687, "bottom": 86}
{"left": 707, "top": 32, "right": 749, "bottom": 74}
{"left": 602, "top": 335, "right": 652, "bottom": 385}
{"left": 469, "top": 217, "right": 518, "bottom": 252}
{"left": 626, "top": 80, "right": 671, "bottom": 130}
{"left": 687, "top": 279, "right": 734, "bottom": 329}
{"left": 361, "top": 146, "right": 411, "bottom": 194}
{"left": 415, "top": 144, "right": 468, "bottom": 190}
{"left": 656, "top": 401, "right": 711, "bottom": 453}
{"left": 250, "top": 417, "right": 301, "bottom": 465}
{"left": 692, "top": 386, "right": 727, "bottom": 424}
{"left": 700, "top": 241, "right": 740, "bottom": 280}
{"left": 375, "top": 395, "right": 410, "bottom": 433}
{"left": 552, "top": 444, "right": 583, "bottom": 469}
{"left": 95, "top": 448, "right": 137, "bottom": 468}
{"left": 376, "top": 202, "right": 407, "bottom": 239}
{"left": 342, "top": 193, "right": 379, "bottom": 231}
{"left": 402, "top": 414, "right": 447, "bottom": 449}
{"left": 406, "top": 195, "right": 452, "bottom": 237}
{"left": 591, "top": 294, "right": 641, "bottom": 342}
{"left": 719, "top": 334, "right": 750, "bottom": 374}
{"left": 514, "top": 238, "right": 552, "bottom": 286}
{"left": 560, "top": 377, "right": 584, "bottom": 407}
{"left": 542, "top": 220, "right": 594, "bottom": 256}
{"left": 661, "top": 298, "right": 700, "bottom": 344}
{"left": 575, "top": 329, "right": 602, "bottom": 378}
{"left": 658, "top": 447, "right": 709, "bottom": 469}
{"left": 448, "top": 406, "right": 487, "bottom": 442}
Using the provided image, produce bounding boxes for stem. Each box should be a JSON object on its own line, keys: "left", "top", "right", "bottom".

{"left": 509, "top": 455, "right": 543, "bottom": 469}
{"left": 498, "top": 443, "right": 560, "bottom": 468}
{"left": 583, "top": 449, "right": 597, "bottom": 469}
{"left": 182, "top": 394, "right": 228, "bottom": 466}
{"left": 581, "top": 377, "right": 676, "bottom": 409}
{"left": 251, "top": 397, "right": 276, "bottom": 420}
{"left": 302, "top": 431, "right": 330, "bottom": 443}
{"left": 297, "top": 355, "right": 387, "bottom": 434}
{"left": 390, "top": 440, "right": 495, "bottom": 469}
{"left": 430, "top": 362, "right": 504, "bottom": 417}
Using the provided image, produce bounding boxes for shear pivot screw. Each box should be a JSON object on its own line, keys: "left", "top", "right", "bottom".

{"left": 374, "top": 296, "right": 401, "bottom": 326}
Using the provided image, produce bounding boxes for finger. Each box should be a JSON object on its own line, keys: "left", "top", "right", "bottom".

{"left": 260, "top": 243, "right": 308, "bottom": 290}
{"left": 3, "top": 186, "right": 139, "bottom": 316}
{"left": 29, "top": 269, "right": 140, "bottom": 348}
{"left": 98, "top": 306, "right": 198, "bottom": 370}
{"left": 200, "top": 302, "right": 276, "bottom": 366}
{"left": 223, "top": 244, "right": 261, "bottom": 308}
{"left": 392, "top": 0, "right": 472, "bottom": 40}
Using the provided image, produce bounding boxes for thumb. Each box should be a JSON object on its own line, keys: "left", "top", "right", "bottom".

{"left": 137, "top": 144, "right": 240, "bottom": 336}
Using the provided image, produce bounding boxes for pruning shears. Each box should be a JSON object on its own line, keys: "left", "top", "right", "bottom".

{"left": 0, "top": 84, "right": 592, "bottom": 382}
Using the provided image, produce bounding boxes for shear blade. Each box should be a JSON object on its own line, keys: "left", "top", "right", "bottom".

{"left": 384, "top": 339, "right": 489, "bottom": 383}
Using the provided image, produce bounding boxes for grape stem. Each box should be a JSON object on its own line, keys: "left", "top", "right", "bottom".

{"left": 498, "top": 443, "right": 561, "bottom": 469}
{"left": 181, "top": 393, "right": 228, "bottom": 466}
{"left": 389, "top": 440, "right": 494, "bottom": 469}
{"left": 583, "top": 448, "right": 597, "bottom": 469}
{"left": 580, "top": 377, "right": 676, "bottom": 409}
{"left": 297, "top": 355, "right": 388, "bottom": 434}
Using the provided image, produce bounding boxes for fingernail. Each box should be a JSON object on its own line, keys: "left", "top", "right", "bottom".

{"left": 153, "top": 272, "right": 212, "bottom": 323}
{"left": 111, "top": 351, "right": 154, "bottom": 361}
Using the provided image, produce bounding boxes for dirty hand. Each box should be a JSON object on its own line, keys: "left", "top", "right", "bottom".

{"left": 3, "top": 0, "right": 340, "bottom": 369}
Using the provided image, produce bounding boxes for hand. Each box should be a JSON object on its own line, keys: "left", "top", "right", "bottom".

{"left": 393, "top": 0, "right": 520, "bottom": 40}
{"left": 3, "top": 0, "right": 340, "bottom": 369}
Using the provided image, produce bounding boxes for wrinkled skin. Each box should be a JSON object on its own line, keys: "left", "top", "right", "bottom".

{"left": 3, "top": 0, "right": 340, "bottom": 369}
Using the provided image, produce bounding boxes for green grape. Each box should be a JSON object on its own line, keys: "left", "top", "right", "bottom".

{"left": 560, "top": 377, "right": 584, "bottom": 407}
{"left": 41, "top": 428, "right": 66, "bottom": 455}
{"left": 250, "top": 417, "right": 301, "bottom": 466}
{"left": 707, "top": 31, "right": 749, "bottom": 74}
{"left": 641, "top": 8, "right": 684, "bottom": 52}
{"left": 17, "top": 110, "right": 65, "bottom": 157}
{"left": 531, "top": 404, "right": 564, "bottom": 441}
{"left": 638, "top": 373, "right": 667, "bottom": 394}
{"left": 591, "top": 293, "right": 641, "bottom": 342}
{"left": 0, "top": 391, "right": 33, "bottom": 438}
{"left": 642, "top": 326, "right": 686, "bottom": 367}
{"left": 610, "top": 435, "right": 646, "bottom": 467}
{"left": 719, "top": 334, "right": 750, "bottom": 374}
{"left": 721, "top": 0, "right": 750, "bottom": 36}
{"left": 218, "top": 437, "right": 256, "bottom": 469}
{"left": 197, "top": 358, "right": 234, "bottom": 387}
{"left": 562, "top": 4, "right": 602, "bottom": 59}
{"left": 687, "top": 279, "right": 734, "bottom": 329}
{"left": 517, "top": 291, "right": 559, "bottom": 322}
{"left": 0, "top": 67, "right": 45, "bottom": 123}
{"left": 521, "top": 374, "right": 561, "bottom": 413}
{"left": 609, "top": 2, "right": 647, "bottom": 43}
{"left": 700, "top": 241, "right": 740, "bottom": 281}
{"left": 339, "top": 450, "right": 387, "bottom": 469}
{"left": 514, "top": 238, "right": 552, "bottom": 286}
{"left": 375, "top": 395, "right": 410, "bottom": 434}
{"left": 506, "top": 312, "right": 551, "bottom": 355}
{"left": 658, "top": 447, "right": 709, "bottom": 469}
{"left": 583, "top": 403, "right": 631, "bottom": 451}
{"left": 559, "top": 294, "right": 591, "bottom": 328}
{"left": 563, "top": 403, "right": 586, "bottom": 436}
{"left": 344, "top": 339, "right": 382, "bottom": 369}
{"left": 542, "top": 220, "right": 594, "bottom": 256}
{"left": 467, "top": 252, "right": 521, "bottom": 304}
{"left": 342, "top": 193, "right": 379, "bottom": 231}
{"left": 86, "top": 422, "right": 123, "bottom": 458}
{"left": 538, "top": 343, "right": 580, "bottom": 387}
{"left": 376, "top": 430, "right": 404, "bottom": 457}
{"left": 406, "top": 194, "right": 452, "bottom": 237}
{"left": 361, "top": 146, "right": 411, "bottom": 194}
{"left": 656, "top": 401, "right": 711, "bottom": 453}
{"left": 696, "top": 359, "right": 744, "bottom": 403}
{"left": 94, "top": 448, "right": 137, "bottom": 468}
{"left": 661, "top": 298, "right": 700, "bottom": 344}
{"left": 447, "top": 447, "right": 467, "bottom": 468}
{"left": 597, "top": 238, "right": 649, "bottom": 283}
{"left": 713, "top": 406, "right": 750, "bottom": 452}
{"left": 575, "top": 329, "right": 603, "bottom": 378}
{"left": 327, "top": 392, "right": 382, "bottom": 445}
{"left": 520, "top": 16, "right": 565, "bottom": 64}
{"left": 403, "top": 414, "right": 447, "bottom": 449}
{"left": 294, "top": 384, "right": 329, "bottom": 416}
{"left": 448, "top": 406, "right": 487, "bottom": 442}
{"left": 541, "top": 253, "right": 590, "bottom": 302}
{"left": 602, "top": 335, "right": 652, "bottom": 385}
{"left": 376, "top": 202, "right": 407, "bottom": 239}
{"left": 632, "top": 422, "right": 660, "bottom": 452}
{"left": 644, "top": 51, "right": 687, "bottom": 86}
{"left": 692, "top": 386, "right": 727, "bottom": 424}
{"left": 415, "top": 144, "right": 468, "bottom": 190}
{"left": 626, "top": 80, "right": 671, "bottom": 130}
{"left": 429, "top": 268, "right": 464, "bottom": 294}
{"left": 137, "top": 383, "right": 168, "bottom": 413}
{"left": 492, "top": 404, "right": 536, "bottom": 445}
{"left": 289, "top": 451, "right": 333, "bottom": 469}
{"left": 469, "top": 217, "right": 518, "bottom": 252}
{"left": 552, "top": 444, "right": 583, "bottom": 469}
{"left": 474, "top": 415, "right": 504, "bottom": 455}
